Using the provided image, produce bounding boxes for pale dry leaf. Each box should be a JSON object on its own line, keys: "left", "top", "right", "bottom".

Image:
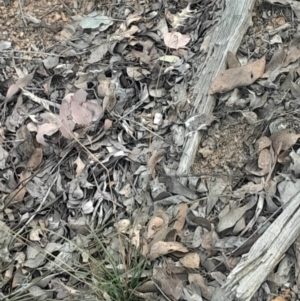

{"left": 227, "top": 51, "right": 241, "bottom": 68}
{"left": 258, "top": 149, "right": 272, "bottom": 175}
{"left": 6, "top": 72, "right": 34, "bottom": 100}
{"left": 84, "top": 101, "right": 103, "bottom": 121}
{"left": 147, "top": 150, "right": 165, "bottom": 179}
{"left": 147, "top": 216, "right": 164, "bottom": 239}
{"left": 129, "top": 224, "right": 140, "bottom": 247}
{"left": 29, "top": 228, "right": 43, "bottom": 241}
{"left": 26, "top": 148, "right": 43, "bottom": 170}
{"left": 0, "top": 144, "right": 9, "bottom": 169}
{"left": 154, "top": 268, "right": 183, "bottom": 300}
{"left": 116, "top": 219, "right": 130, "bottom": 233}
{"left": 271, "top": 297, "right": 287, "bottom": 301}
{"left": 164, "top": 32, "right": 191, "bottom": 49}
{"left": 10, "top": 170, "right": 31, "bottom": 203}
{"left": 59, "top": 100, "right": 75, "bottom": 139}
{"left": 97, "top": 78, "right": 111, "bottom": 97}
{"left": 173, "top": 204, "right": 188, "bottom": 232}
{"left": 180, "top": 253, "right": 200, "bottom": 268}
{"left": 103, "top": 83, "right": 116, "bottom": 111}
{"left": 188, "top": 274, "right": 213, "bottom": 300}
{"left": 210, "top": 56, "right": 266, "bottom": 94}
{"left": 270, "top": 130, "right": 300, "bottom": 155}
{"left": 255, "top": 136, "right": 272, "bottom": 152}
{"left": 149, "top": 241, "right": 188, "bottom": 260}
{"left": 283, "top": 45, "right": 300, "bottom": 67}
{"left": 104, "top": 119, "right": 113, "bottom": 130}
{"left": 71, "top": 90, "right": 93, "bottom": 125}
{"left": 147, "top": 209, "right": 169, "bottom": 249}
{"left": 74, "top": 155, "right": 85, "bottom": 176}
{"left": 36, "top": 123, "right": 60, "bottom": 145}
{"left": 217, "top": 197, "right": 257, "bottom": 232}
{"left": 233, "top": 182, "right": 264, "bottom": 199}
{"left": 290, "top": 150, "right": 300, "bottom": 176}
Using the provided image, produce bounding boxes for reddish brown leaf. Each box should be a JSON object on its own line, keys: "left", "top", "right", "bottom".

{"left": 210, "top": 56, "right": 266, "bottom": 94}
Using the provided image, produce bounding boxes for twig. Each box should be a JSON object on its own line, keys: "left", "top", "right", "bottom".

{"left": 57, "top": 0, "right": 74, "bottom": 15}
{"left": 13, "top": 171, "right": 58, "bottom": 239}
{"left": 18, "top": 0, "right": 27, "bottom": 27}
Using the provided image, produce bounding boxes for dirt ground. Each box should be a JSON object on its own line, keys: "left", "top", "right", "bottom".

{"left": 2, "top": 0, "right": 300, "bottom": 301}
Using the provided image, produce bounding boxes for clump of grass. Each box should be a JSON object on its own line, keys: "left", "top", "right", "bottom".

{"left": 83, "top": 228, "right": 148, "bottom": 301}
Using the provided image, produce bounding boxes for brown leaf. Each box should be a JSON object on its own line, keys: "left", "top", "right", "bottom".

{"left": 173, "top": 204, "right": 188, "bottom": 232}
{"left": 270, "top": 130, "right": 300, "bottom": 155}
{"left": 71, "top": 90, "right": 93, "bottom": 125}
{"left": 74, "top": 155, "right": 85, "bottom": 176}
{"left": 227, "top": 51, "right": 241, "bottom": 68}
{"left": 153, "top": 268, "right": 183, "bottom": 300}
{"left": 271, "top": 297, "right": 287, "bottom": 301}
{"left": 147, "top": 209, "right": 169, "bottom": 249}
{"left": 255, "top": 136, "right": 272, "bottom": 152}
{"left": 283, "top": 45, "right": 300, "bottom": 67}
{"left": 103, "top": 83, "right": 116, "bottom": 111}
{"left": 210, "top": 56, "right": 266, "bottom": 94}
{"left": 6, "top": 72, "right": 34, "bottom": 100}
{"left": 10, "top": 170, "right": 32, "bottom": 203}
{"left": 26, "top": 148, "right": 43, "bottom": 170}
{"left": 36, "top": 123, "right": 60, "bottom": 145}
{"left": 97, "top": 78, "right": 111, "bottom": 97}
{"left": 257, "top": 149, "right": 272, "bottom": 175}
{"left": 164, "top": 32, "right": 190, "bottom": 49}
{"left": 104, "top": 119, "right": 113, "bottom": 131}
{"left": 188, "top": 274, "right": 213, "bottom": 300}
{"left": 179, "top": 252, "right": 200, "bottom": 268}
{"left": 59, "top": 99, "right": 75, "bottom": 139}
{"left": 149, "top": 241, "right": 188, "bottom": 260}
{"left": 147, "top": 150, "right": 165, "bottom": 179}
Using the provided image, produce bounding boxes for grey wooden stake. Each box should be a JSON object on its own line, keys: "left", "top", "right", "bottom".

{"left": 177, "top": 0, "right": 257, "bottom": 180}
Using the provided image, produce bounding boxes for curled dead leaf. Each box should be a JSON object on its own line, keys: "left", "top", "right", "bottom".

{"left": 116, "top": 219, "right": 130, "bottom": 233}
{"left": 210, "top": 56, "right": 266, "bottom": 94}
{"left": 173, "top": 204, "right": 188, "bottom": 232}
{"left": 147, "top": 216, "right": 164, "bottom": 239}
{"left": 270, "top": 130, "right": 300, "bottom": 155}
{"left": 149, "top": 241, "right": 188, "bottom": 260}
{"left": 257, "top": 149, "right": 272, "bottom": 176}
{"left": 255, "top": 136, "right": 272, "bottom": 152}
{"left": 147, "top": 150, "right": 165, "bottom": 179}
{"left": 6, "top": 72, "right": 34, "bottom": 100}
{"left": 179, "top": 252, "right": 200, "bottom": 268}
{"left": 164, "top": 32, "right": 190, "bottom": 49}
{"left": 74, "top": 156, "right": 85, "bottom": 176}
{"left": 26, "top": 148, "right": 43, "bottom": 170}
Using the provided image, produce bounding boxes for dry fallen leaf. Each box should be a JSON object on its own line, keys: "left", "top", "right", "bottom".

{"left": 26, "top": 148, "right": 43, "bottom": 170}
{"left": 149, "top": 241, "right": 188, "bottom": 260}
{"left": 210, "top": 56, "right": 266, "bottom": 94}
{"left": 179, "top": 253, "right": 200, "bottom": 268}
{"left": 269, "top": 130, "right": 300, "bottom": 155}
{"left": 74, "top": 156, "right": 85, "bottom": 176}
{"left": 173, "top": 204, "right": 188, "bottom": 232}
{"left": 271, "top": 297, "right": 287, "bottom": 301}
{"left": 164, "top": 32, "right": 191, "bottom": 49}
{"left": 147, "top": 150, "right": 165, "bottom": 179}
{"left": 147, "top": 209, "right": 169, "bottom": 249}
{"left": 255, "top": 136, "right": 272, "bottom": 152}
{"left": 116, "top": 219, "right": 130, "bottom": 233}
{"left": 153, "top": 268, "right": 183, "bottom": 301}
{"left": 147, "top": 216, "right": 165, "bottom": 239}
{"left": 60, "top": 90, "right": 103, "bottom": 139}
{"left": 258, "top": 149, "right": 272, "bottom": 175}
{"left": 188, "top": 274, "right": 213, "bottom": 300}
{"left": 283, "top": 45, "right": 300, "bottom": 67}
{"left": 6, "top": 72, "right": 34, "bottom": 100}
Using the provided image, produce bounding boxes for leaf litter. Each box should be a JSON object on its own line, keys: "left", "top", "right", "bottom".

{"left": 2, "top": 0, "right": 300, "bottom": 301}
